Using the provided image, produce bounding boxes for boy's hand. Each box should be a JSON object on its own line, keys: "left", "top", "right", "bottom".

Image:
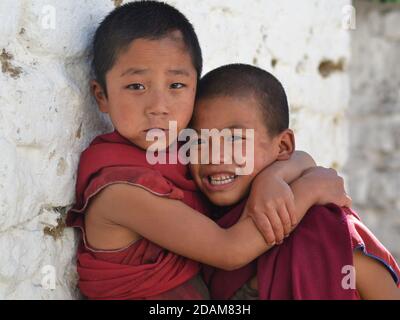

{"left": 241, "top": 166, "right": 351, "bottom": 246}
{"left": 301, "top": 166, "right": 352, "bottom": 207}
{"left": 242, "top": 174, "right": 296, "bottom": 246}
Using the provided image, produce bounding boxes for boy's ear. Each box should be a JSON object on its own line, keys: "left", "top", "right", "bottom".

{"left": 276, "top": 129, "right": 295, "bottom": 161}
{"left": 91, "top": 80, "right": 109, "bottom": 113}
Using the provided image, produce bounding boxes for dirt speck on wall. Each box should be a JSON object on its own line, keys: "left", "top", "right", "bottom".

{"left": 112, "top": 0, "right": 124, "bottom": 7}
{"left": 43, "top": 217, "right": 67, "bottom": 240}
{"left": 318, "top": 58, "right": 345, "bottom": 78}
{"left": 0, "top": 49, "right": 22, "bottom": 78}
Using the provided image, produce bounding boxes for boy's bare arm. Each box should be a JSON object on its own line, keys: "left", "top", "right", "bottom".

{"left": 261, "top": 150, "right": 316, "bottom": 184}
{"left": 90, "top": 183, "right": 273, "bottom": 271}
{"left": 353, "top": 250, "right": 400, "bottom": 300}
{"left": 285, "top": 167, "right": 352, "bottom": 231}
{"left": 87, "top": 169, "right": 348, "bottom": 271}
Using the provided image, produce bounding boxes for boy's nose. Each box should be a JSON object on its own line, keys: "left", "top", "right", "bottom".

{"left": 145, "top": 91, "right": 170, "bottom": 116}
{"left": 210, "top": 137, "right": 233, "bottom": 164}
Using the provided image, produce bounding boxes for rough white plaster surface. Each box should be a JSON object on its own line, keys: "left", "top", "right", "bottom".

{"left": 0, "top": 0, "right": 114, "bottom": 299}
{"left": 346, "top": 0, "right": 400, "bottom": 262}
{"left": 3, "top": 0, "right": 395, "bottom": 300}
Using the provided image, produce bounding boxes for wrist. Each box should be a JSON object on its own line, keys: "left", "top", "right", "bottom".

{"left": 295, "top": 173, "right": 321, "bottom": 204}
{"left": 264, "top": 160, "right": 290, "bottom": 181}
{"left": 254, "top": 162, "right": 286, "bottom": 185}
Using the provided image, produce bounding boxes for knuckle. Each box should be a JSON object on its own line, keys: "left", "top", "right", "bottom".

{"left": 257, "top": 217, "right": 270, "bottom": 228}
{"left": 265, "top": 202, "right": 275, "bottom": 209}
{"left": 271, "top": 224, "right": 281, "bottom": 233}
{"left": 266, "top": 234, "right": 275, "bottom": 244}
{"left": 281, "top": 214, "right": 290, "bottom": 223}
{"left": 247, "top": 211, "right": 256, "bottom": 218}
{"left": 283, "top": 220, "right": 291, "bottom": 228}
{"left": 275, "top": 198, "right": 283, "bottom": 207}
{"left": 286, "top": 193, "right": 294, "bottom": 202}
{"left": 258, "top": 220, "right": 269, "bottom": 230}
{"left": 248, "top": 206, "right": 261, "bottom": 216}
{"left": 272, "top": 226, "right": 284, "bottom": 237}
{"left": 247, "top": 203, "right": 258, "bottom": 212}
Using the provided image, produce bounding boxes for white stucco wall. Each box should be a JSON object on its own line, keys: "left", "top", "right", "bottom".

{"left": 0, "top": 0, "right": 354, "bottom": 299}
{"left": 346, "top": 0, "right": 400, "bottom": 261}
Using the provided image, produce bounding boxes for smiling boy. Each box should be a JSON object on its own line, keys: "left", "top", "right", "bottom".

{"left": 190, "top": 63, "right": 400, "bottom": 299}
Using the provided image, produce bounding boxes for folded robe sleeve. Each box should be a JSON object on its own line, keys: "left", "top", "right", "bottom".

{"left": 343, "top": 207, "right": 400, "bottom": 288}
{"left": 203, "top": 203, "right": 400, "bottom": 300}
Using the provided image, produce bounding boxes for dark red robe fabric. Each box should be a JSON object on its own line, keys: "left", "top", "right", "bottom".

{"left": 67, "top": 130, "right": 400, "bottom": 300}
{"left": 203, "top": 202, "right": 400, "bottom": 300}
{"left": 66, "top": 130, "right": 210, "bottom": 300}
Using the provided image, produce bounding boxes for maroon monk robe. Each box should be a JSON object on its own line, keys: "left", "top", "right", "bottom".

{"left": 66, "top": 130, "right": 210, "bottom": 299}
{"left": 203, "top": 202, "right": 400, "bottom": 300}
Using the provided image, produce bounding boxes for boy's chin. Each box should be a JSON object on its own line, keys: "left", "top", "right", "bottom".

{"left": 206, "top": 191, "right": 244, "bottom": 207}
{"left": 141, "top": 139, "right": 176, "bottom": 153}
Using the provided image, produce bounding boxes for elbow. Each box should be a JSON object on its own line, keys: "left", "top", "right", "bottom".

{"left": 218, "top": 248, "right": 248, "bottom": 271}
{"left": 304, "top": 151, "right": 317, "bottom": 167}
{"left": 296, "top": 150, "right": 316, "bottom": 167}
{"left": 212, "top": 230, "right": 252, "bottom": 271}
{"left": 293, "top": 150, "right": 316, "bottom": 173}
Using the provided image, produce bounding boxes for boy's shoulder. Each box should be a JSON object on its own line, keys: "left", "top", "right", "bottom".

{"left": 304, "top": 205, "right": 400, "bottom": 285}
{"left": 78, "top": 130, "right": 148, "bottom": 173}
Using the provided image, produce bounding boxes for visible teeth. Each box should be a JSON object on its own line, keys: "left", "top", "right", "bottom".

{"left": 209, "top": 174, "right": 236, "bottom": 185}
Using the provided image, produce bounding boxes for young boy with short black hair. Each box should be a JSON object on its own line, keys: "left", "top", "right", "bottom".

{"left": 190, "top": 63, "right": 400, "bottom": 299}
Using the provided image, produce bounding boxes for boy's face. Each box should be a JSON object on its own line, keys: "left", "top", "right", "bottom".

{"left": 190, "top": 95, "right": 288, "bottom": 206}
{"left": 93, "top": 31, "right": 197, "bottom": 150}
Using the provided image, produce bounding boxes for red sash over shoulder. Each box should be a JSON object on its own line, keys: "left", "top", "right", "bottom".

{"left": 203, "top": 203, "right": 400, "bottom": 300}
{"left": 66, "top": 130, "right": 210, "bottom": 300}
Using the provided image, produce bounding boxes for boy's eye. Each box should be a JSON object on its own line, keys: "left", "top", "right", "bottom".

{"left": 126, "top": 83, "right": 145, "bottom": 90}
{"left": 170, "top": 83, "right": 186, "bottom": 89}
{"left": 227, "top": 135, "right": 244, "bottom": 142}
{"left": 192, "top": 138, "right": 206, "bottom": 146}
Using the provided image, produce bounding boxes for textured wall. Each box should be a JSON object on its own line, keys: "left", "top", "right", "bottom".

{"left": 0, "top": 0, "right": 354, "bottom": 299}
{"left": 346, "top": 0, "right": 400, "bottom": 261}
{"left": 0, "top": 0, "right": 114, "bottom": 299}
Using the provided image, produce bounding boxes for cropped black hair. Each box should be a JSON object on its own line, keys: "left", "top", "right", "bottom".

{"left": 196, "top": 64, "right": 289, "bottom": 136}
{"left": 93, "top": 1, "right": 202, "bottom": 96}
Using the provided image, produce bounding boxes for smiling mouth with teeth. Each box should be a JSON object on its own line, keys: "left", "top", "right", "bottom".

{"left": 208, "top": 174, "right": 237, "bottom": 185}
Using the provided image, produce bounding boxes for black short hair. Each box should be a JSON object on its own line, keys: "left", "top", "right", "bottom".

{"left": 93, "top": 1, "right": 202, "bottom": 96}
{"left": 196, "top": 64, "right": 289, "bottom": 136}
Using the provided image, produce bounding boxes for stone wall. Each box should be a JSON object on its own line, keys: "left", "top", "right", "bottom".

{"left": 0, "top": 0, "right": 385, "bottom": 299}
{"left": 346, "top": 0, "right": 400, "bottom": 261}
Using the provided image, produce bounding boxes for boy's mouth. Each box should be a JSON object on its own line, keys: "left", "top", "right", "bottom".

{"left": 143, "top": 128, "right": 170, "bottom": 136}
{"left": 202, "top": 172, "right": 238, "bottom": 192}
{"left": 144, "top": 128, "right": 169, "bottom": 132}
